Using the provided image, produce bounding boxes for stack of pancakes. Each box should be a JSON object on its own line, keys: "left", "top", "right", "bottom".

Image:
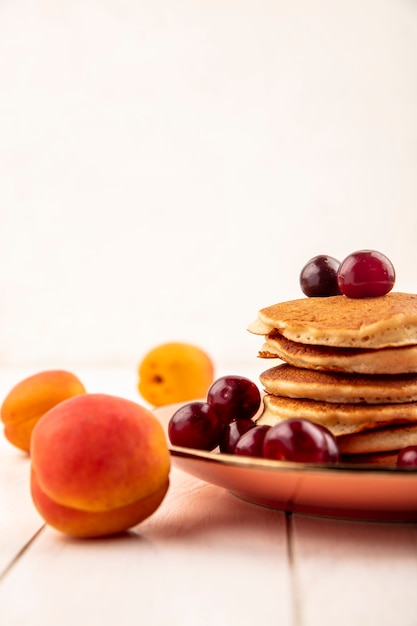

{"left": 248, "top": 292, "right": 417, "bottom": 465}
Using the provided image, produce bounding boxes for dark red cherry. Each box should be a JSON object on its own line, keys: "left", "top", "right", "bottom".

{"left": 262, "top": 418, "right": 340, "bottom": 463}
{"left": 397, "top": 446, "right": 417, "bottom": 468}
{"left": 219, "top": 419, "right": 256, "bottom": 454}
{"left": 234, "top": 425, "right": 271, "bottom": 458}
{"left": 168, "top": 401, "right": 223, "bottom": 450}
{"left": 300, "top": 255, "right": 342, "bottom": 297}
{"left": 207, "top": 375, "right": 261, "bottom": 426}
{"left": 337, "top": 250, "right": 395, "bottom": 298}
{"left": 319, "top": 427, "right": 341, "bottom": 462}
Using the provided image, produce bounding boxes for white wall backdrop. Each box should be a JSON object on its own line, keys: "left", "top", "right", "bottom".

{"left": 0, "top": 0, "right": 416, "bottom": 370}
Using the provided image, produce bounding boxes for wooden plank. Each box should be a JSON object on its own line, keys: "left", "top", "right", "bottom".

{"left": 291, "top": 514, "right": 417, "bottom": 626}
{"left": 0, "top": 467, "right": 293, "bottom": 626}
{"left": 0, "top": 435, "right": 45, "bottom": 578}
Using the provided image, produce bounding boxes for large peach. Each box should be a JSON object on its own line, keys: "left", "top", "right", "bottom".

{"left": 138, "top": 342, "right": 214, "bottom": 406}
{"left": 30, "top": 393, "right": 170, "bottom": 537}
{"left": 1, "top": 370, "right": 86, "bottom": 452}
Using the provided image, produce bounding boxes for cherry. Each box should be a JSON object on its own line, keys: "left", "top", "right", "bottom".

{"left": 168, "top": 401, "right": 223, "bottom": 450}
{"left": 337, "top": 250, "right": 395, "bottom": 298}
{"left": 300, "top": 255, "right": 342, "bottom": 297}
{"left": 207, "top": 375, "right": 261, "bottom": 427}
{"left": 396, "top": 446, "right": 417, "bottom": 468}
{"left": 320, "top": 427, "right": 341, "bottom": 462}
{"left": 219, "top": 419, "right": 256, "bottom": 454}
{"left": 262, "top": 418, "right": 340, "bottom": 463}
{"left": 234, "top": 425, "right": 271, "bottom": 458}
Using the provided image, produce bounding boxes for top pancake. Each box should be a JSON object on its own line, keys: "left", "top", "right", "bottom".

{"left": 248, "top": 292, "right": 417, "bottom": 349}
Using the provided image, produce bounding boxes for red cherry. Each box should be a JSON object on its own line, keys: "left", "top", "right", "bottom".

{"left": 262, "top": 418, "right": 340, "bottom": 464}
{"left": 207, "top": 376, "right": 261, "bottom": 426}
{"left": 168, "top": 402, "right": 222, "bottom": 450}
{"left": 337, "top": 250, "right": 395, "bottom": 298}
{"left": 397, "top": 446, "right": 417, "bottom": 468}
{"left": 219, "top": 419, "right": 256, "bottom": 454}
{"left": 234, "top": 425, "right": 271, "bottom": 458}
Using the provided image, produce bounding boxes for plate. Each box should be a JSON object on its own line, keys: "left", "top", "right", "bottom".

{"left": 154, "top": 404, "right": 417, "bottom": 522}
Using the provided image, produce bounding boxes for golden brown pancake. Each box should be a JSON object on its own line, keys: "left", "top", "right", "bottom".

{"left": 257, "top": 393, "right": 417, "bottom": 436}
{"left": 248, "top": 292, "right": 417, "bottom": 349}
{"left": 340, "top": 452, "right": 398, "bottom": 466}
{"left": 259, "top": 364, "right": 417, "bottom": 403}
{"left": 337, "top": 423, "right": 417, "bottom": 455}
{"left": 259, "top": 332, "right": 417, "bottom": 375}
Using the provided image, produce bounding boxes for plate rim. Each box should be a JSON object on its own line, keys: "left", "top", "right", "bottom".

{"left": 169, "top": 444, "right": 417, "bottom": 477}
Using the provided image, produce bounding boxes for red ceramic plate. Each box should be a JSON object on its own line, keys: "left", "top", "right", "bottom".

{"left": 154, "top": 404, "right": 417, "bottom": 522}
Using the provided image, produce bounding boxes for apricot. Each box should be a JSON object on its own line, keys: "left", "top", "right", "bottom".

{"left": 0, "top": 370, "right": 86, "bottom": 452}
{"left": 30, "top": 393, "right": 170, "bottom": 537}
{"left": 138, "top": 342, "right": 214, "bottom": 406}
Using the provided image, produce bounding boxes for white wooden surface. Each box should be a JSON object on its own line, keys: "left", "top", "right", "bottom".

{"left": 1, "top": 368, "right": 417, "bottom": 626}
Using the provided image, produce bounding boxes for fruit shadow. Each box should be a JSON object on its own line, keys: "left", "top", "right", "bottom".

{"left": 138, "top": 476, "right": 286, "bottom": 548}
{"left": 58, "top": 528, "right": 155, "bottom": 550}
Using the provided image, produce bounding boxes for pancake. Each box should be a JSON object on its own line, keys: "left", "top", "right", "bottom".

{"left": 248, "top": 292, "right": 417, "bottom": 349}
{"left": 337, "top": 423, "right": 417, "bottom": 455}
{"left": 259, "top": 364, "right": 417, "bottom": 403}
{"left": 259, "top": 332, "right": 417, "bottom": 375}
{"left": 257, "top": 393, "right": 417, "bottom": 436}
{"left": 339, "top": 452, "right": 398, "bottom": 466}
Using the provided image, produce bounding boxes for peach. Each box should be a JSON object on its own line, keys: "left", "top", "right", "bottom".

{"left": 138, "top": 342, "right": 214, "bottom": 406}
{"left": 30, "top": 393, "right": 170, "bottom": 537}
{"left": 1, "top": 370, "right": 86, "bottom": 452}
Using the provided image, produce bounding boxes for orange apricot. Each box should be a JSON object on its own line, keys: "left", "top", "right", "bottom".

{"left": 138, "top": 342, "right": 215, "bottom": 407}
{"left": 1, "top": 370, "right": 86, "bottom": 452}
{"left": 30, "top": 393, "right": 170, "bottom": 537}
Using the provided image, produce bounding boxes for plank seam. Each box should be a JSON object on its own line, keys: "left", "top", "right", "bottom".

{"left": 285, "top": 512, "right": 302, "bottom": 626}
{"left": 0, "top": 525, "right": 46, "bottom": 582}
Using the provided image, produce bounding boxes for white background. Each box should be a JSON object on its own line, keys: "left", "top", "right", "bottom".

{"left": 0, "top": 0, "right": 416, "bottom": 375}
